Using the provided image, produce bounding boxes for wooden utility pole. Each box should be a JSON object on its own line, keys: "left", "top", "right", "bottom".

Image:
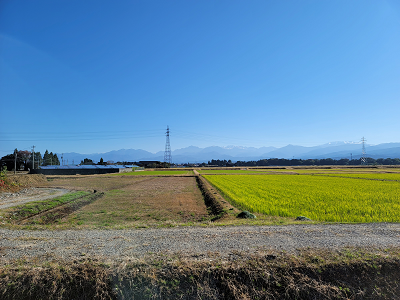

{"left": 32, "top": 146, "right": 35, "bottom": 170}
{"left": 14, "top": 149, "right": 17, "bottom": 174}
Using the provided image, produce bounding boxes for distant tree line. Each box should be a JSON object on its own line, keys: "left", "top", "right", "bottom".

{"left": 0, "top": 149, "right": 60, "bottom": 171}
{"left": 43, "top": 150, "right": 60, "bottom": 166}
{"left": 206, "top": 157, "right": 400, "bottom": 167}
{"left": 80, "top": 158, "right": 138, "bottom": 166}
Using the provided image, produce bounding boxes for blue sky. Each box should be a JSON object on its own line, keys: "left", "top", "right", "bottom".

{"left": 1, "top": 0, "right": 400, "bottom": 157}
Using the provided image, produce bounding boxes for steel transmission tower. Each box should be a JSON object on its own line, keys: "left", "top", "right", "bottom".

{"left": 164, "top": 126, "right": 172, "bottom": 165}
{"left": 361, "top": 137, "right": 367, "bottom": 165}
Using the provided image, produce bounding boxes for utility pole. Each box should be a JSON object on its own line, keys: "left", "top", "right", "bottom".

{"left": 14, "top": 149, "right": 17, "bottom": 174}
{"left": 32, "top": 146, "right": 35, "bottom": 170}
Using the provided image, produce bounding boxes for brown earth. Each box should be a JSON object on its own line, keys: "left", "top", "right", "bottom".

{"left": 47, "top": 175, "right": 149, "bottom": 192}
{"left": 64, "top": 176, "right": 210, "bottom": 227}
{"left": 7, "top": 174, "right": 48, "bottom": 187}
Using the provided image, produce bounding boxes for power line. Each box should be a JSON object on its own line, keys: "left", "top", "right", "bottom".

{"left": 0, "top": 129, "right": 166, "bottom": 142}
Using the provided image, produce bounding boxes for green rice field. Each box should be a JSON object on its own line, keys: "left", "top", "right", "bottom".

{"left": 203, "top": 174, "right": 400, "bottom": 222}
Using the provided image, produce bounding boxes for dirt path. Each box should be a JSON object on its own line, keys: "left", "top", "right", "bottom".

{"left": 0, "top": 188, "right": 70, "bottom": 209}
{"left": 0, "top": 223, "right": 399, "bottom": 263}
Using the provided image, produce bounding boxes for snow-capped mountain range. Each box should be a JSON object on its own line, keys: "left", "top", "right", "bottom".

{"left": 58, "top": 142, "right": 400, "bottom": 164}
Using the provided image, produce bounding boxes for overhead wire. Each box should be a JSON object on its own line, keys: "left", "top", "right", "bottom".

{"left": 0, "top": 129, "right": 165, "bottom": 142}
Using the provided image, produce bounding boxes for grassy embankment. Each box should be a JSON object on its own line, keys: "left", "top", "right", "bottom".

{"left": 0, "top": 247, "right": 399, "bottom": 299}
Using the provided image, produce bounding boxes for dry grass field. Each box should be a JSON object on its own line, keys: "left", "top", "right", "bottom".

{"left": 43, "top": 175, "right": 211, "bottom": 228}
{"left": 67, "top": 176, "right": 210, "bottom": 228}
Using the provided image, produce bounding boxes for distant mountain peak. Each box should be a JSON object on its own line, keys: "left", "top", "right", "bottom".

{"left": 223, "top": 145, "right": 247, "bottom": 150}
{"left": 58, "top": 141, "right": 400, "bottom": 164}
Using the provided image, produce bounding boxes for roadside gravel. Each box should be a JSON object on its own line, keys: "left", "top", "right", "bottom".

{"left": 1, "top": 223, "right": 399, "bottom": 262}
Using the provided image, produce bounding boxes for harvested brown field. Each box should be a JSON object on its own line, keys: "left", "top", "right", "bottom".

{"left": 47, "top": 175, "right": 149, "bottom": 192}
{"left": 44, "top": 175, "right": 213, "bottom": 228}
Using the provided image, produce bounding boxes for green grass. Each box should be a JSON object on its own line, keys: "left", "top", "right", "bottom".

{"left": 3, "top": 191, "right": 90, "bottom": 221}
{"left": 203, "top": 174, "right": 400, "bottom": 222}
{"left": 113, "top": 170, "right": 194, "bottom": 176}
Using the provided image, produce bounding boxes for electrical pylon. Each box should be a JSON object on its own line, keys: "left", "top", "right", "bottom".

{"left": 164, "top": 126, "right": 172, "bottom": 165}
{"left": 361, "top": 137, "right": 367, "bottom": 165}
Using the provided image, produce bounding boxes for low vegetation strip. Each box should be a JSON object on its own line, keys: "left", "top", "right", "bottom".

{"left": 203, "top": 174, "right": 400, "bottom": 222}
{"left": 113, "top": 170, "right": 194, "bottom": 176}
{"left": 23, "top": 192, "right": 105, "bottom": 225}
{"left": 198, "top": 169, "right": 273, "bottom": 174}
{"left": 316, "top": 172, "right": 400, "bottom": 181}
{"left": 3, "top": 191, "right": 90, "bottom": 223}
{"left": 0, "top": 248, "right": 399, "bottom": 299}
{"left": 195, "top": 175, "right": 225, "bottom": 218}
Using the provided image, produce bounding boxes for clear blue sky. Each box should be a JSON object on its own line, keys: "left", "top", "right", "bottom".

{"left": 1, "top": 0, "right": 400, "bottom": 157}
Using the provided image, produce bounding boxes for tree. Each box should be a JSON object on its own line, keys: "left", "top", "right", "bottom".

{"left": 0, "top": 149, "right": 30, "bottom": 171}
{"left": 29, "top": 151, "right": 42, "bottom": 169}
{"left": 43, "top": 151, "right": 60, "bottom": 166}
{"left": 81, "top": 158, "right": 94, "bottom": 165}
{"left": 43, "top": 150, "right": 51, "bottom": 166}
{"left": 51, "top": 152, "right": 60, "bottom": 165}
{"left": 0, "top": 154, "right": 17, "bottom": 171}
{"left": 18, "top": 150, "right": 31, "bottom": 170}
{"left": 98, "top": 158, "right": 105, "bottom": 165}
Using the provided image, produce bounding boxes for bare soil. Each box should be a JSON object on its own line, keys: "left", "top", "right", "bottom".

{"left": 47, "top": 174, "right": 150, "bottom": 192}
{"left": 7, "top": 174, "right": 48, "bottom": 187}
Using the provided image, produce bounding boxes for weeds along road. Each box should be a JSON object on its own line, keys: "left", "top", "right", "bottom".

{"left": 1, "top": 223, "right": 399, "bottom": 262}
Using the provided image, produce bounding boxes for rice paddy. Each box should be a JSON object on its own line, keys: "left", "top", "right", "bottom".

{"left": 203, "top": 174, "right": 400, "bottom": 222}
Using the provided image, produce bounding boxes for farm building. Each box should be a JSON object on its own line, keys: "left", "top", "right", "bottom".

{"left": 30, "top": 165, "right": 143, "bottom": 175}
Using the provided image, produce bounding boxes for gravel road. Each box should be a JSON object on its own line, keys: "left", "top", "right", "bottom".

{"left": 1, "top": 223, "right": 399, "bottom": 262}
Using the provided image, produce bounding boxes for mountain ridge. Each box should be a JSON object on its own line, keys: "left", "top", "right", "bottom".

{"left": 58, "top": 142, "right": 400, "bottom": 164}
